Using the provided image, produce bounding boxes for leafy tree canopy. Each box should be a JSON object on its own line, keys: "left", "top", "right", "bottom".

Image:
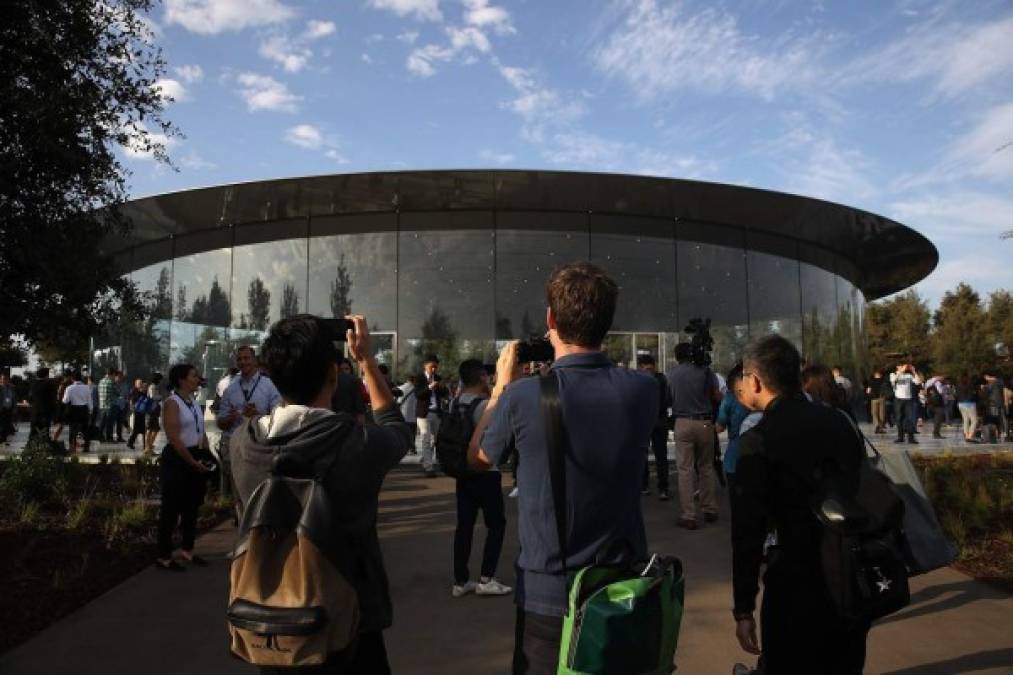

{"left": 0, "top": 0, "right": 177, "bottom": 355}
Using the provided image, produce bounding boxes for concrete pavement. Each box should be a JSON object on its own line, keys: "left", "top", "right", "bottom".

{"left": 1, "top": 467, "right": 1011, "bottom": 674}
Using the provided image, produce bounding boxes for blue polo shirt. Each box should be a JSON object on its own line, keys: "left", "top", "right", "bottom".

{"left": 481, "top": 352, "right": 658, "bottom": 617}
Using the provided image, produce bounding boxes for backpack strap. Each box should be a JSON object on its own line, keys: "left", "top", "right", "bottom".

{"left": 540, "top": 372, "right": 568, "bottom": 578}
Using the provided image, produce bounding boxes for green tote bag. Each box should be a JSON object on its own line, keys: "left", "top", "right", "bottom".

{"left": 540, "top": 374, "right": 685, "bottom": 675}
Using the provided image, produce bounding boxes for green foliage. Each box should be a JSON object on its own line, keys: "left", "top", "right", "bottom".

{"left": 1, "top": 0, "right": 176, "bottom": 350}
{"left": 0, "top": 441, "right": 69, "bottom": 506}
{"left": 932, "top": 284, "right": 992, "bottom": 377}
{"left": 247, "top": 277, "right": 272, "bottom": 331}
{"left": 330, "top": 255, "right": 354, "bottom": 318}
{"left": 280, "top": 283, "right": 300, "bottom": 320}
{"left": 864, "top": 290, "right": 931, "bottom": 370}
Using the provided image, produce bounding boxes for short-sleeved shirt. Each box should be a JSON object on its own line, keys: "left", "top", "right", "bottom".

{"left": 665, "top": 363, "right": 718, "bottom": 417}
{"left": 480, "top": 351, "right": 658, "bottom": 617}
{"left": 218, "top": 372, "right": 281, "bottom": 434}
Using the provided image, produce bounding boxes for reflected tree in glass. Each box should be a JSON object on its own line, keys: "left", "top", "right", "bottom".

{"left": 330, "top": 254, "right": 353, "bottom": 318}
{"left": 247, "top": 278, "right": 271, "bottom": 330}
{"left": 281, "top": 283, "right": 300, "bottom": 319}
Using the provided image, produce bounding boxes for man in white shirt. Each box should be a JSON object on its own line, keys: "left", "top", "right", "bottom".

{"left": 890, "top": 363, "right": 922, "bottom": 444}
{"left": 216, "top": 346, "right": 281, "bottom": 495}
{"left": 62, "top": 371, "right": 93, "bottom": 453}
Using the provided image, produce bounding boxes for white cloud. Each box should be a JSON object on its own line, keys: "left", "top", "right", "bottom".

{"left": 842, "top": 16, "right": 1013, "bottom": 97}
{"left": 448, "top": 26, "right": 490, "bottom": 52}
{"left": 237, "top": 73, "right": 301, "bottom": 112}
{"left": 915, "top": 255, "right": 1013, "bottom": 303}
{"left": 888, "top": 191, "right": 1013, "bottom": 240}
{"left": 496, "top": 63, "right": 583, "bottom": 127}
{"left": 362, "top": 53, "right": 373, "bottom": 64}
{"left": 406, "top": 43, "right": 455, "bottom": 77}
{"left": 284, "top": 124, "right": 349, "bottom": 162}
{"left": 462, "top": 0, "right": 514, "bottom": 34}
{"left": 123, "top": 122, "right": 178, "bottom": 161}
{"left": 164, "top": 0, "right": 294, "bottom": 34}
{"left": 593, "top": 0, "right": 818, "bottom": 100}
{"left": 367, "top": 0, "right": 442, "bottom": 22}
{"left": 259, "top": 34, "right": 311, "bottom": 72}
{"left": 174, "top": 64, "right": 204, "bottom": 83}
{"left": 397, "top": 30, "right": 420, "bottom": 43}
{"left": 284, "top": 124, "right": 323, "bottom": 149}
{"left": 304, "top": 20, "right": 336, "bottom": 40}
{"left": 155, "top": 78, "right": 187, "bottom": 103}
{"left": 538, "top": 131, "right": 710, "bottom": 178}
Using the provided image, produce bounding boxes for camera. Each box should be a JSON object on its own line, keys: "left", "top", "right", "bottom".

{"left": 516, "top": 335, "right": 554, "bottom": 363}
{"left": 683, "top": 317, "right": 714, "bottom": 367}
{"left": 319, "top": 318, "right": 355, "bottom": 342}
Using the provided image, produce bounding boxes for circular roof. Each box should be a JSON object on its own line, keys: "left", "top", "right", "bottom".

{"left": 112, "top": 169, "right": 937, "bottom": 300}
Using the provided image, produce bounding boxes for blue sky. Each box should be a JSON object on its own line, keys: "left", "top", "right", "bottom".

{"left": 124, "top": 0, "right": 1013, "bottom": 307}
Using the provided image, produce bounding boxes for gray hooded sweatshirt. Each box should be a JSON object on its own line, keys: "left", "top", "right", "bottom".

{"left": 230, "top": 402, "right": 411, "bottom": 633}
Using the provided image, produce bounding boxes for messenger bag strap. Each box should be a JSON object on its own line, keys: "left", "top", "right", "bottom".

{"left": 540, "top": 372, "right": 568, "bottom": 577}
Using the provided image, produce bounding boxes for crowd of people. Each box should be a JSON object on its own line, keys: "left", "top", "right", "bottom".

{"left": 5, "top": 260, "right": 1013, "bottom": 674}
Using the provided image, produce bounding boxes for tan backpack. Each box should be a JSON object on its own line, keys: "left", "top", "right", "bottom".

{"left": 227, "top": 446, "right": 359, "bottom": 667}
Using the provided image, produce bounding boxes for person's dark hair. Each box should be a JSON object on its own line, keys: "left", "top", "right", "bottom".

{"left": 459, "top": 359, "right": 486, "bottom": 388}
{"left": 674, "top": 343, "right": 692, "bottom": 364}
{"left": 106, "top": 367, "right": 116, "bottom": 376}
{"left": 150, "top": 372, "right": 163, "bottom": 385}
{"left": 423, "top": 353, "right": 440, "bottom": 365}
{"left": 636, "top": 354, "right": 656, "bottom": 367}
{"left": 378, "top": 363, "right": 390, "bottom": 375}
{"left": 545, "top": 262, "right": 617, "bottom": 348}
{"left": 72, "top": 370, "right": 83, "bottom": 382}
{"left": 726, "top": 362, "right": 744, "bottom": 387}
{"left": 37, "top": 367, "right": 49, "bottom": 378}
{"left": 742, "top": 335, "right": 802, "bottom": 396}
{"left": 802, "top": 364, "right": 847, "bottom": 409}
{"left": 236, "top": 345, "right": 256, "bottom": 357}
{"left": 168, "top": 363, "right": 195, "bottom": 389}
{"left": 261, "top": 315, "right": 339, "bottom": 405}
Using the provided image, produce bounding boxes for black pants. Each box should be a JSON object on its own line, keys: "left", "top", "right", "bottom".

{"left": 513, "top": 609, "right": 563, "bottom": 674}
{"left": 454, "top": 472, "right": 506, "bottom": 583}
{"left": 67, "top": 405, "right": 90, "bottom": 451}
{"left": 127, "top": 412, "right": 146, "bottom": 447}
{"left": 760, "top": 569, "right": 869, "bottom": 674}
{"left": 29, "top": 412, "right": 52, "bottom": 440}
{"left": 157, "top": 447, "right": 209, "bottom": 559}
{"left": 0, "top": 408, "right": 12, "bottom": 442}
{"left": 258, "top": 630, "right": 390, "bottom": 675}
{"left": 931, "top": 405, "right": 945, "bottom": 437}
{"left": 894, "top": 399, "right": 916, "bottom": 440}
{"left": 642, "top": 425, "right": 669, "bottom": 492}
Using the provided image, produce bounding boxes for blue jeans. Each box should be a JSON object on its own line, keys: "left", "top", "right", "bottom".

{"left": 894, "top": 398, "right": 917, "bottom": 438}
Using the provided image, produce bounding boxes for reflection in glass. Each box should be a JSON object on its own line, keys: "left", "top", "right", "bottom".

{"left": 800, "top": 262, "right": 838, "bottom": 366}
{"left": 307, "top": 231, "right": 396, "bottom": 328}
{"left": 397, "top": 217, "right": 495, "bottom": 376}
{"left": 747, "top": 248, "right": 802, "bottom": 350}
{"left": 677, "top": 238, "right": 748, "bottom": 373}
{"left": 170, "top": 248, "right": 232, "bottom": 391}
{"left": 122, "top": 262, "right": 173, "bottom": 379}
{"left": 231, "top": 239, "right": 307, "bottom": 330}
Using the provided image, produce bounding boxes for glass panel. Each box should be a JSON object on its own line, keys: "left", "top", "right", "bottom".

{"left": 397, "top": 212, "right": 495, "bottom": 378}
{"left": 800, "top": 262, "right": 838, "bottom": 365}
{"left": 746, "top": 234, "right": 802, "bottom": 350}
{"left": 676, "top": 225, "right": 748, "bottom": 373}
{"left": 634, "top": 333, "right": 660, "bottom": 367}
{"left": 603, "top": 333, "right": 635, "bottom": 368}
{"left": 308, "top": 215, "right": 397, "bottom": 330}
{"left": 170, "top": 247, "right": 232, "bottom": 402}
{"left": 122, "top": 262, "right": 173, "bottom": 381}
{"left": 231, "top": 238, "right": 308, "bottom": 331}
{"left": 590, "top": 216, "right": 677, "bottom": 333}
{"left": 494, "top": 211, "right": 588, "bottom": 340}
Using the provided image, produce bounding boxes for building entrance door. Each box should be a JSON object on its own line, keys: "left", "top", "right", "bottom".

{"left": 602, "top": 332, "right": 668, "bottom": 371}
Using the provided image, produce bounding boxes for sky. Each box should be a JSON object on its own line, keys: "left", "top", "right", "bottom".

{"left": 123, "top": 0, "right": 1013, "bottom": 308}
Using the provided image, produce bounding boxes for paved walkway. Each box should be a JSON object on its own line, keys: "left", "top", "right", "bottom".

{"left": 2, "top": 468, "right": 1011, "bottom": 674}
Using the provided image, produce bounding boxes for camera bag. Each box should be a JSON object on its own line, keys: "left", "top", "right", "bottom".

{"left": 226, "top": 422, "right": 360, "bottom": 667}
{"left": 541, "top": 373, "right": 684, "bottom": 675}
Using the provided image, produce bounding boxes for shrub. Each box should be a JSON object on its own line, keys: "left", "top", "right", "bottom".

{"left": 0, "top": 440, "right": 68, "bottom": 507}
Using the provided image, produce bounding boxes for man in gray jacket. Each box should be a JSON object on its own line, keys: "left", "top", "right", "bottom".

{"left": 230, "top": 314, "right": 411, "bottom": 674}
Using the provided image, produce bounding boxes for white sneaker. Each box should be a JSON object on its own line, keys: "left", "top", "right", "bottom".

{"left": 475, "top": 578, "right": 512, "bottom": 596}
{"left": 508, "top": 486, "right": 519, "bottom": 498}
{"left": 452, "top": 581, "right": 477, "bottom": 598}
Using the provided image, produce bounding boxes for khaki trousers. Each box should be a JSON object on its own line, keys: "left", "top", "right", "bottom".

{"left": 673, "top": 417, "right": 718, "bottom": 520}
{"left": 871, "top": 398, "right": 886, "bottom": 430}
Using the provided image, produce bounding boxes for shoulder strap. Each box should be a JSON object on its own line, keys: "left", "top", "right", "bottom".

{"left": 540, "top": 372, "right": 568, "bottom": 576}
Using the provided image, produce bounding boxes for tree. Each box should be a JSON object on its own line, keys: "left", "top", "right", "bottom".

{"left": 1, "top": 0, "right": 177, "bottom": 354}
{"left": 986, "top": 290, "right": 1013, "bottom": 356}
{"left": 931, "top": 283, "right": 991, "bottom": 376}
{"left": 247, "top": 278, "right": 271, "bottom": 330}
{"left": 863, "top": 290, "right": 932, "bottom": 369}
{"left": 280, "top": 283, "right": 300, "bottom": 319}
{"left": 176, "top": 285, "right": 188, "bottom": 322}
{"left": 330, "top": 255, "right": 353, "bottom": 318}
{"left": 205, "top": 276, "right": 231, "bottom": 327}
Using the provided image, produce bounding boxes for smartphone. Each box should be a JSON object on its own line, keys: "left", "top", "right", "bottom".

{"left": 319, "top": 318, "right": 355, "bottom": 342}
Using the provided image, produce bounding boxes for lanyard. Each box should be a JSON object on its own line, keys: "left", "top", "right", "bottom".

{"left": 241, "top": 375, "right": 261, "bottom": 404}
{"left": 175, "top": 393, "right": 203, "bottom": 436}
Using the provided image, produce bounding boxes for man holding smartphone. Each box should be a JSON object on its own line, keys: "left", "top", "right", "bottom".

{"left": 216, "top": 345, "right": 282, "bottom": 497}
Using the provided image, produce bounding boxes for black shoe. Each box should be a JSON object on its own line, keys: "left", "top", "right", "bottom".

{"left": 895, "top": 437, "right": 905, "bottom": 443}
{"left": 704, "top": 512, "right": 719, "bottom": 524}
{"left": 184, "top": 554, "right": 209, "bottom": 567}
{"left": 908, "top": 437, "right": 918, "bottom": 444}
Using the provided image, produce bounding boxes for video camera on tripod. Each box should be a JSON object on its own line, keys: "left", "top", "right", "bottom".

{"left": 683, "top": 317, "right": 713, "bottom": 367}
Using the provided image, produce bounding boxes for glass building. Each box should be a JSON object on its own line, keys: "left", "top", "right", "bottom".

{"left": 99, "top": 170, "right": 937, "bottom": 387}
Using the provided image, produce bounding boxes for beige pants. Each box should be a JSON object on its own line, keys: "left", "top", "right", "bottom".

{"left": 673, "top": 417, "right": 718, "bottom": 520}
{"left": 871, "top": 398, "right": 886, "bottom": 430}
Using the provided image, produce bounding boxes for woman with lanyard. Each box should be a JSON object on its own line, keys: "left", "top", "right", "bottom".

{"left": 156, "top": 363, "right": 214, "bottom": 571}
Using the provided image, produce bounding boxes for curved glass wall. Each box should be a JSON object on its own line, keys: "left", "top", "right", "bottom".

{"left": 107, "top": 213, "right": 869, "bottom": 390}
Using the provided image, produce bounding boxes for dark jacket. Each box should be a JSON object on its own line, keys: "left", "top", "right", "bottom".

{"left": 230, "top": 403, "right": 411, "bottom": 633}
{"left": 30, "top": 378, "right": 57, "bottom": 416}
{"left": 731, "top": 395, "right": 864, "bottom": 614}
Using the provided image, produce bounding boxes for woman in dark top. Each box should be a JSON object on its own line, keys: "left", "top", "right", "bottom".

{"left": 802, "top": 365, "right": 854, "bottom": 422}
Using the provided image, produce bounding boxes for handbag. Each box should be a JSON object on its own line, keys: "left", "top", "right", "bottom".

{"left": 540, "top": 373, "right": 685, "bottom": 675}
